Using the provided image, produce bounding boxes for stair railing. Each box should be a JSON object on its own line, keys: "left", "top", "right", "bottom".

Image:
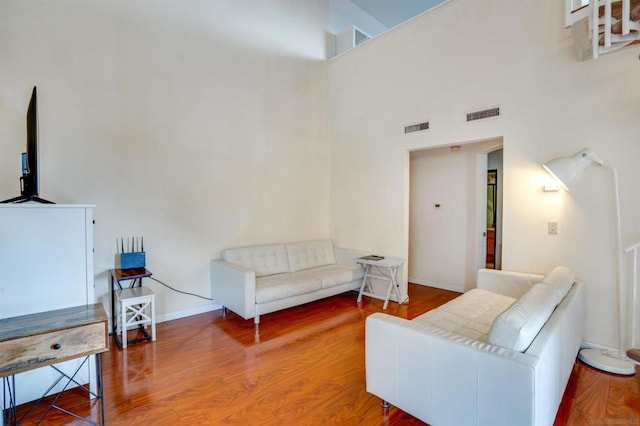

{"left": 625, "top": 240, "right": 640, "bottom": 348}
{"left": 567, "top": 0, "right": 637, "bottom": 59}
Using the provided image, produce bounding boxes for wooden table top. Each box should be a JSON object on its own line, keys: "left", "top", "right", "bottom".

{"left": 0, "top": 303, "right": 108, "bottom": 342}
{"left": 110, "top": 267, "right": 152, "bottom": 281}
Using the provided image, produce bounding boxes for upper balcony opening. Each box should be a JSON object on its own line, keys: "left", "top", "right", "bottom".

{"left": 328, "top": 0, "right": 448, "bottom": 58}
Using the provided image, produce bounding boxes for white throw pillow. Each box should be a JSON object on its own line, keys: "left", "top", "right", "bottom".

{"left": 488, "top": 283, "right": 558, "bottom": 352}
{"left": 540, "top": 266, "right": 575, "bottom": 303}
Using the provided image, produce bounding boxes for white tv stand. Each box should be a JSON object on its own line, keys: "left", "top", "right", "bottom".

{"left": 0, "top": 204, "right": 96, "bottom": 415}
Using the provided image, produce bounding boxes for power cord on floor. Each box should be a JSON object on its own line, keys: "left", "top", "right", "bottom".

{"left": 149, "top": 276, "right": 213, "bottom": 301}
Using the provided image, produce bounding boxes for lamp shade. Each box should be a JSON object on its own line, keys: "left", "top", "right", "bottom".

{"left": 542, "top": 148, "right": 604, "bottom": 190}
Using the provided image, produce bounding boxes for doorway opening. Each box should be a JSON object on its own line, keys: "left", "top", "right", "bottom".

{"left": 408, "top": 139, "right": 503, "bottom": 292}
{"left": 485, "top": 148, "right": 503, "bottom": 269}
{"left": 486, "top": 169, "right": 498, "bottom": 268}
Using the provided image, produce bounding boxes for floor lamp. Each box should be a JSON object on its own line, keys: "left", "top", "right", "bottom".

{"left": 543, "top": 148, "right": 635, "bottom": 375}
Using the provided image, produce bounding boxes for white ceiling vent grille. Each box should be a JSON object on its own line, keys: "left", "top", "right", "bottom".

{"left": 466, "top": 107, "right": 500, "bottom": 122}
{"left": 404, "top": 121, "right": 429, "bottom": 134}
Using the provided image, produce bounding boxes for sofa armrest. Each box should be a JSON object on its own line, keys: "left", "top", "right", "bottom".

{"left": 334, "top": 247, "right": 368, "bottom": 265}
{"left": 476, "top": 268, "right": 543, "bottom": 299}
{"left": 366, "top": 313, "right": 538, "bottom": 425}
{"left": 211, "top": 259, "right": 256, "bottom": 320}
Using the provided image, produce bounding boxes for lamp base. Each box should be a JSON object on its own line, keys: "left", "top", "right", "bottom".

{"left": 578, "top": 348, "right": 635, "bottom": 375}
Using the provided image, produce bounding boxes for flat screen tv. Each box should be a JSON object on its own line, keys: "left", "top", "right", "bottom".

{"left": 1, "top": 86, "right": 53, "bottom": 204}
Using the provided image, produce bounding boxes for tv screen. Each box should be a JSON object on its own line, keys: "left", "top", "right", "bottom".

{"left": 23, "top": 86, "right": 38, "bottom": 197}
{"left": 1, "top": 86, "right": 53, "bottom": 203}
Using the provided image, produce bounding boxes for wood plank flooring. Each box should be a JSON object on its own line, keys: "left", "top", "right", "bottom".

{"left": 10, "top": 284, "right": 640, "bottom": 425}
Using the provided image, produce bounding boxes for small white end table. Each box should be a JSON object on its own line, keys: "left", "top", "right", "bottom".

{"left": 356, "top": 256, "right": 404, "bottom": 309}
{"left": 115, "top": 286, "right": 156, "bottom": 349}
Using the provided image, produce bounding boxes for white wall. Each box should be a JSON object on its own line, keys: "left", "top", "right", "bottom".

{"left": 329, "top": 0, "right": 640, "bottom": 348}
{"left": 410, "top": 147, "right": 470, "bottom": 292}
{"left": 0, "top": 0, "right": 330, "bottom": 322}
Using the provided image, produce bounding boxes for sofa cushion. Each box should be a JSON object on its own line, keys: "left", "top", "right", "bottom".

{"left": 286, "top": 240, "right": 336, "bottom": 272}
{"left": 293, "top": 264, "right": 364, "bottom": 289}
{"left": 255, "top": 273, "right": 322, "bottom": 303}
{"left": 540, "top": 266, "right": 575, "bottom": 304}
{"left": 413, "top": 288, "right": 516, "bottom": 340}
{"left": 488, "top": 283, "right": 558, "bottom": 352}
{"left": 222, "top": 244, "right": 289, "bottom": 277}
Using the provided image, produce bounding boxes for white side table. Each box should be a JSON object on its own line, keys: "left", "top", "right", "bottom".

{"left": 115, "top": 286, "right": 156, "bottom": 349}
{"left": 356, "top": 256, "right": 404, "bottom": 309}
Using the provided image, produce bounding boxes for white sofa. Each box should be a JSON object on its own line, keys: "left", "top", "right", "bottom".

{"left": 366, "top": 267, "right": 584, "bottom": 426}
{"left": 211, "top": 240, "right": 366, "bottom": 329}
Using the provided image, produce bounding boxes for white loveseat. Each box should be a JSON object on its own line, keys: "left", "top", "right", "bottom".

{"left": 366, "top": 267, "right": 584, "bottom": 426}
{"left": 211, "top": 240, "right": 366, "bottom": 329}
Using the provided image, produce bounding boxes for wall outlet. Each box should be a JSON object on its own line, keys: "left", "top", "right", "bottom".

{"left": 548, "top": 222, "right": 558, "bottom": 235}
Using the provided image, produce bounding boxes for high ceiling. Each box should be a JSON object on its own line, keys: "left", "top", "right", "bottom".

{"left": 350, "top": 0, "right": 446, "bottom": 28}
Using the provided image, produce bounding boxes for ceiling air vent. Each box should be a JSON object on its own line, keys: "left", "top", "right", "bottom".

{"left": 404, "top": 121, "right": 429, "bottom": 134}
{"left": 466, "top": 107, "right": 500, "bottom": 122}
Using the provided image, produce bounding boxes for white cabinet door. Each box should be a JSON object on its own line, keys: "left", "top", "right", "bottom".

{"left": 0, "top": 204, "right": 95, "bottom": 409}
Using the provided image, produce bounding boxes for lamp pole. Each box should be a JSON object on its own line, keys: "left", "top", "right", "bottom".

{"left": 577, "top": 165, "right": 634, "bottom": 375}
{"left": 612, "top": 166, "right": 626, "bottom": 360}
{"left": 544, "top": 149, "right": 634, "bottom": 375}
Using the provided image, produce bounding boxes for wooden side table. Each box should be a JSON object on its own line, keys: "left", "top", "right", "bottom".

{"left": 109, "top": 268, "right": 154, "bottom": 348}
{"left": 356, "top": 256, "right": 405, "bottom": 309}
{"left": 0, "top": 303, "right": 108, "bottom": 425}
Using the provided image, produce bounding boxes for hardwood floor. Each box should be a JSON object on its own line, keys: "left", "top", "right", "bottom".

{"left": 555, "top": 358, "right": 640, "bottom": 425}
{"left": 11, "top": 284, "right": 640, "bottom": 425}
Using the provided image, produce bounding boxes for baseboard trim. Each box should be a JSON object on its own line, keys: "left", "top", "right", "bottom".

{"left": 409, "top": 277, "right": 465, "bottom": 293}
{"left": 156, "top": 303, "right": 221, "bottom": 323}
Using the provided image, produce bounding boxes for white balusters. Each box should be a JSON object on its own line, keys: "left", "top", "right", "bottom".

{"left": 625, "top": 241, "right": 640, "bottom": 348}
{"left": 567, "top": 0, "right": 639, "bottom": 60}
